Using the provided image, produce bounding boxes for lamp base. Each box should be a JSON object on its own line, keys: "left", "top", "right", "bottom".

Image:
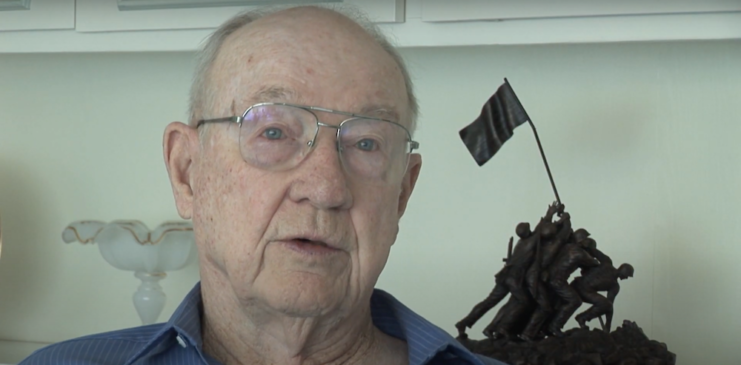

{"left": 132, "top": 271, "right": 167, "bottom": 325}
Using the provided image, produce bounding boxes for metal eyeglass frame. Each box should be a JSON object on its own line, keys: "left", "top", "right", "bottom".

{"left": 196, "top": 102, "right": 420, "bottom": 154}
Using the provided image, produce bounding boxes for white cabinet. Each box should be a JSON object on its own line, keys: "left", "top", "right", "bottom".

{"left": 380, "top": 0, "right": 741, "bottom": 47}
{"left": 1, "top": 0, "right": 741, "bottom": 52}
{"left": 0, "top": 0, "right": 75, "bottom": 31}
{"left": 421, "top": 0, "right": 741, "bottom": 22}
{"left": 75, "top": 0, "right": 404, "bottom": 33}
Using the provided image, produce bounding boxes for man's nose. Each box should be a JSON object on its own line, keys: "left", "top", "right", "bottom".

{"left": 287, "top": 128, "right": 353, "bottom": 210}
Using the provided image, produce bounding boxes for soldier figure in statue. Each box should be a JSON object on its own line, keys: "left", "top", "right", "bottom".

{"left": 482, "top": 223, "right": 557, "bottom": 339}
{"left": 543, "top": 229, "right": 601, "bottom": 337}
{"left": 538, "top": 210, "right": 572, "bottom": 268}
{"left": 519, "top": 209, "right": 571, "bottom": 341}
{"left": 572, "top": 241, "right": 635, "bottom": 333}
{"left": 481, "top": 205, "right": 560, "bottom": 339}
{"left": 455, "top": 203, "right": 561, "bottom": 339}
{"left": 455, "top": 222, "right": 536, "bottom": 339}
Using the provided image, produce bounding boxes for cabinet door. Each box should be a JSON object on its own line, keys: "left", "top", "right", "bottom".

{"left": 0, "top": 0, "right": 75, "bottom": 31}
{"left": 422, "top": 0, "right": 741, "bottom": 22}
{"left": 76, "top": 0, "right": 404, "bottom": 33}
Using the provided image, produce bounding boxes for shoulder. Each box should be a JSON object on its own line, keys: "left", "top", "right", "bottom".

{"left": 19, "top": 324, "right": 164, "bottom": 365}
{"left": 370, "top": 290, "right": 509, "bottom": 365}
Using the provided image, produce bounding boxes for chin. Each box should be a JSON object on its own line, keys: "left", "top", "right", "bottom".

{"left": 260, "top": 274, "right": 351, "bottom": 318}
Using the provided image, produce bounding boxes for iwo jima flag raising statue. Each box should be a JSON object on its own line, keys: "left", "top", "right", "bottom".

{"left": 455, "top": 79, "right": 675, "bottom": 365}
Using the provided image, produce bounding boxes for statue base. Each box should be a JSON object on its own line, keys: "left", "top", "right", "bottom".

{"left": 457, "top": 320, "right": 675, "bottom": 365}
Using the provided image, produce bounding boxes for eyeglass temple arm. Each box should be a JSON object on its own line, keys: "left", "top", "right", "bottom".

{"left": 196, "top": 116, "right": 243, "bottom": 128}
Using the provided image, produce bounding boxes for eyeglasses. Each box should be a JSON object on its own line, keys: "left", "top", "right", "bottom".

{"left": 196, "top": 102, "right": 419, "bottom": 184}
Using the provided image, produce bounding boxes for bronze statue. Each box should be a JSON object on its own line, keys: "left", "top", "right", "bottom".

{"left": 456, "top": 203, "right": 630, "bottom": 340}
{"left": 456, "top": 82, "right": 673, "bottom": 364}
{"left": 454, "top": 203, "right": 673, "bottom": 365}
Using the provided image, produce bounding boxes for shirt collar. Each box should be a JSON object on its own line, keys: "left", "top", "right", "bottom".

{"left": 126, "top": 283, "right": 486, "bottom": 365}
{"left": 371, "top": 289, "right": 488, "bottom": 365}
{"left": 124, "top": 282, "right": 209, "bottom": 365}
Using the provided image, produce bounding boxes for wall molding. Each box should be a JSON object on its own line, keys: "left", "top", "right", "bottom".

{"left": 116, "top": 0, "right": 339, "bottom": 11}
{"left": 0, "top": 0, "right": 31, "bottom": 11}
{"left": 0, "top": 339, "right": 49, "bottom": 364}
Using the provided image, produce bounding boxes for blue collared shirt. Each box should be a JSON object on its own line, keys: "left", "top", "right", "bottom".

{"left": 20, "top": 283, "right": 506, "bottom": 365}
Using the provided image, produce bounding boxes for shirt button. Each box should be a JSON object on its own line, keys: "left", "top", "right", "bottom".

{"left": 176, "top": 334, "right": 188, "bottom": 348}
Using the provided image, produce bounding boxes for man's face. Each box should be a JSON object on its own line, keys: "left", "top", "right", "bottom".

{"left": 174, "top": 11, "right": 421, "bottom": 318}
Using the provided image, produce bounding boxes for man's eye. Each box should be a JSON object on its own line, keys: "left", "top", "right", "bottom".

{"left": 355, "top": 139, "right": 377, "bottom": 151}
{"left": 263, "top": 127, "right": 284, "bottom": 140}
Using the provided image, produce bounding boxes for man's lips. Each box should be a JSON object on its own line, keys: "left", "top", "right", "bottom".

{"left": 280, "top": 238, "right": 342, "bottom": 255}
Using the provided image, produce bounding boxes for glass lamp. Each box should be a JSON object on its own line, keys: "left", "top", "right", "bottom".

{"left": 62, "top": 220, "right": 195, "bottom": 324}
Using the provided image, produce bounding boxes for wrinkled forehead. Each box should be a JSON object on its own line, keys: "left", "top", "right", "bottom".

{"left": 209, "top": 11, "right": 409, "bottom": 123}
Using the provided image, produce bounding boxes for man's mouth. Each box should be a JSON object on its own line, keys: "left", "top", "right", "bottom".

{"left": 295, "top": 238, "right": 328, "bottom": 247}
{"left": 283, "top": 238, "right": 340, "bottom": 255}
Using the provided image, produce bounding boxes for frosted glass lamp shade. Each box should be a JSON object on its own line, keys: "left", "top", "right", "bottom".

{"left": 62, "top": 220, "right": 106, "bottom": 244}
{"left": 93, "top": 220, "right": 195, "bottom": 272}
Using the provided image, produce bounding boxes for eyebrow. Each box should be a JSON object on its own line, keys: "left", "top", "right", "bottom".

{"left": 358, "top": 105, "right": 400, "bottom": 122}
{"left": 250, "top": 86, "right": 298, "bottom": 103}
{"left": 248, "top": 85, "right": 401, "bottom": 122}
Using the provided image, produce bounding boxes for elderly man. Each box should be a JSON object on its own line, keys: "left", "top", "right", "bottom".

{"left": 21, "top": 5, "right": 505, "bottom": 365}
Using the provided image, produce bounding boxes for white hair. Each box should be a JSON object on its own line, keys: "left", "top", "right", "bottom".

{"left": 189, "top": 5, "right": 418, "bottom": 135}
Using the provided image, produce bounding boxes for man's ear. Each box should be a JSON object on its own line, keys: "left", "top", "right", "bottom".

{"left": 398, "top": 153, "right": 422, "bottom": 218}
{"left": 163, "top": 122, "right": 199, "bottom": 219}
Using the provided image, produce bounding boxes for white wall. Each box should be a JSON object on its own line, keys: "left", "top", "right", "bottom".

{"left": 0, "top": 40, "right": 739, "bottom": 364}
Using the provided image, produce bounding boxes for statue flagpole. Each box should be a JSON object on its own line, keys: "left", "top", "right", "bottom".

{"left": 503, "top": 78, "right": 561, "bottom": 205}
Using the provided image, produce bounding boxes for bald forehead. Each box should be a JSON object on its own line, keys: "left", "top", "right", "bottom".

{"left": 208, "top": 7, "right": 409, "bottom": 122}
{"left": 221, "top": 7, "right": 391, "bottom": 71}
{"left": 244, "top": 6, "right": 372, "bottom": 40}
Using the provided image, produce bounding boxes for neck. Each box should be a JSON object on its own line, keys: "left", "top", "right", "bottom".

{"left": 199, "top": 282, "right": 408, "bottom": 365}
